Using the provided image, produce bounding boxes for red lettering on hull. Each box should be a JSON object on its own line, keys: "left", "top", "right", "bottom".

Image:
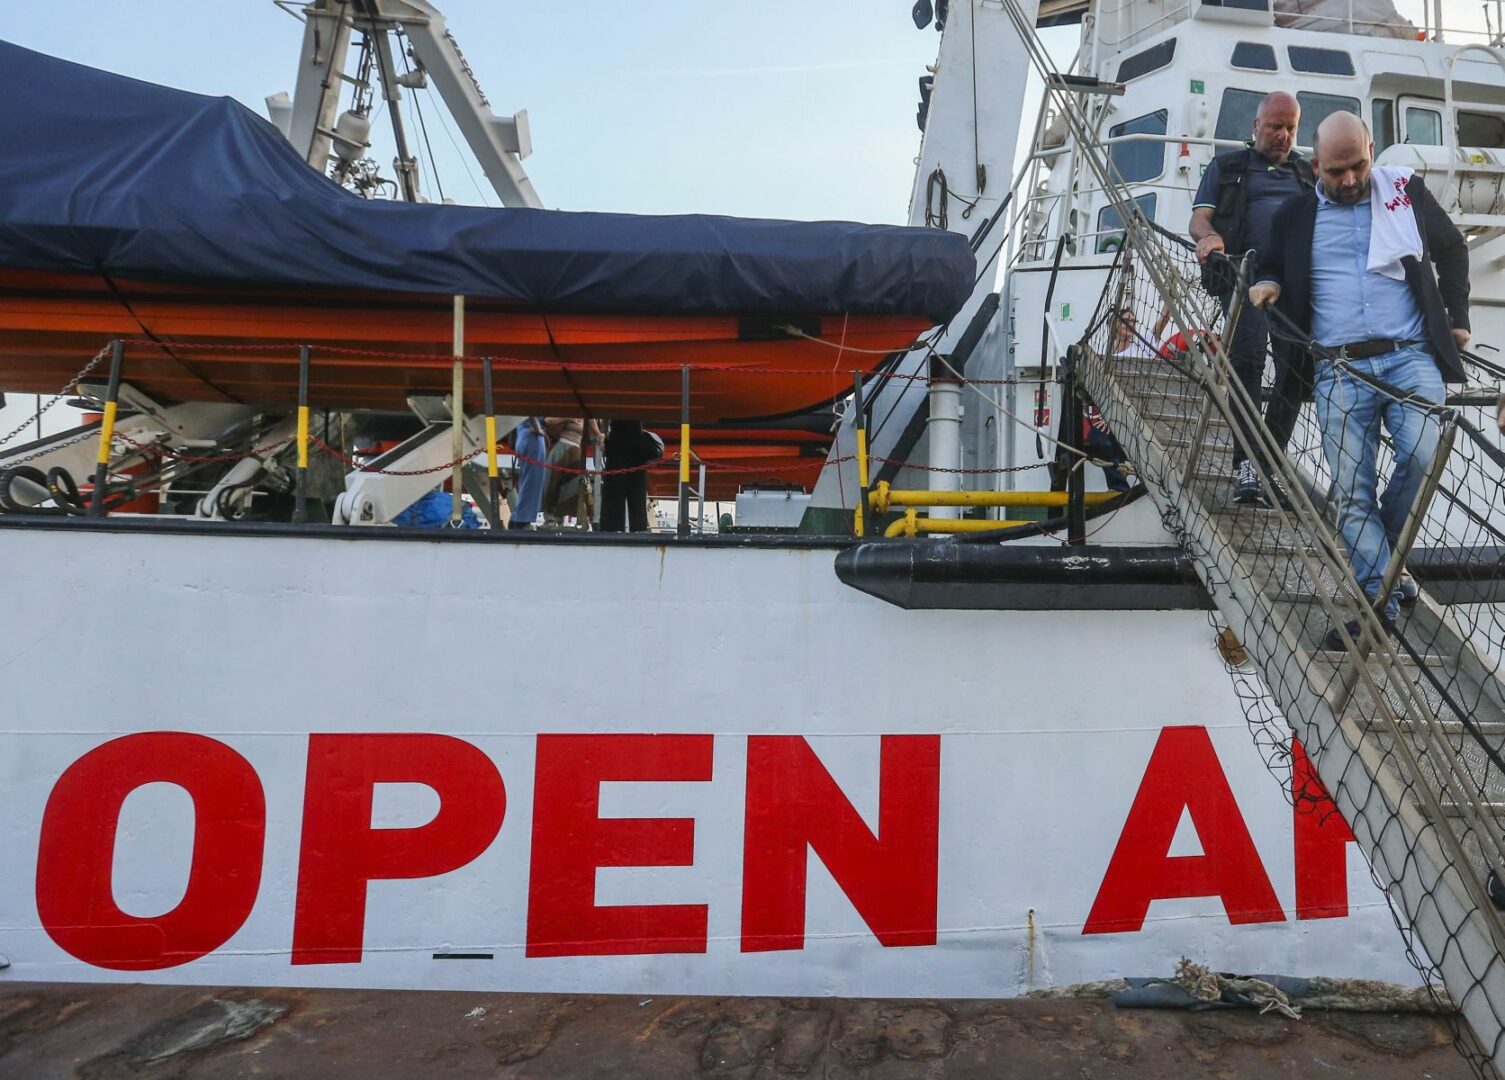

{"left": 292, "top": 734, "right": 506, "bottom": 965}
{"left": 741, "top": 735, "right": 940, "bottom": 951}
{"left": 37, "top": 732, "right": 266, "bottom": 970}
{"left": 526, "top": 733, "right": 713, "bottom": 958}
{"left": 1084, "top": 726, "right": 1284, "bottom": 933}
{"left": 1292, "top": 739, "right": 1357, "bottom": 920}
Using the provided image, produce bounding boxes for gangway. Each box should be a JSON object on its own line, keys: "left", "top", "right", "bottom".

{"left": 995, "top": 0, "right": 1505, "bottom": 1072}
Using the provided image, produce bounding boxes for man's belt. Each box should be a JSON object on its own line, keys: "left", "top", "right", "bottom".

{"left": 1333, "top": 338, "right": 1427, "bottom": 361}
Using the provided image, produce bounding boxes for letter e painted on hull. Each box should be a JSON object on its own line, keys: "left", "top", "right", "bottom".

{"left": 741, "top": 735, "right": 941, "bottom": 952}
{"left": 1083, "top": 726, "right": 1284, "bottom": 934}
{"left": 292, "top": 734, "right": 506, "bottom": 965}
{"left": 526, "top": 734, "right": 713, "bottom": 958}
{"left": 37, "top": 732, "right": 266, "bottom": 971}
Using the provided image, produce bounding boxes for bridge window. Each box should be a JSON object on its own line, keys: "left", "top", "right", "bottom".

{"left": 1405, "top": 105, "right": 1443, "bottom": 146}
{"left": 1096, "top": 195, "right": 1157, "bottom": 254}
{"left": 1215, "top": 89, "right": 1264, "bottom": 143}
{"left": 1458, "top": 111, "right": 1505, "bottom": 149}
{"left": 1117, "top": 39, "right": 1176, "bottom": 83}
{"left": 1288, "top": 46, "right": 1355, "bottom": 77}
{"left": 1108, "top": 110, "right": 1169, "bottom": 184}
{"left": 1296, "top": 91, "right": 1361, "bottom": 146}
{"left": 1230, "top": 42, "right": 1277, "bottom": 71}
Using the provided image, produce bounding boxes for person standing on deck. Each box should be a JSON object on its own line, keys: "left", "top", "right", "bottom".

{"left": 1249, "top": 111, "right": 1471, "bottom": 647}
{"left": 1190, "top": 91, "right": 1315, "bottom": 507}
{"left": 509, "top": 417, "right": 549, "bottom": 530}
{"left": 600, "top": 420, "right": 655, "bottom": 532}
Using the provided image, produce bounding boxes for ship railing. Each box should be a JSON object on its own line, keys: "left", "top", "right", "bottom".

{"left": 1091, "top": 0, "right": 1503, "bottom": 51}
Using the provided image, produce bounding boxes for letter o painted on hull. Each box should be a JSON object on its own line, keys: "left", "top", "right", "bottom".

{"left": 36, "top": 732, "right": 266, "bottom": 970}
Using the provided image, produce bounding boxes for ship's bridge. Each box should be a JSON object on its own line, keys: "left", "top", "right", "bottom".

{"left": 1003, "top": 0, "right": 1505, "bottom": 363}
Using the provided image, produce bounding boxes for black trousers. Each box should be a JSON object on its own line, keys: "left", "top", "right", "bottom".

{"left": 600, "top": 471, "right": 649, "bottom": 532}
{"left": 1223, "top": 300, "right": 1310, "bottom": 471}
{"left": 600, "top": 420, "right": 650, "bottom": 532}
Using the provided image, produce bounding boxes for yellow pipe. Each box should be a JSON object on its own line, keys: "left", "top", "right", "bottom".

{"left": 885, "top": 515, "right": 1035, "bottom": 538}
{"left": 679, "top": 423, "right": 691, "bottom": 485}
{"left": 869, "top": 480, "right": 1119, "bottom": 513}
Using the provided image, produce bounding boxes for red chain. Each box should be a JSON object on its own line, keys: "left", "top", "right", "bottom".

{"left": 111, "top": 338, "right": 1030, "bottom": 385}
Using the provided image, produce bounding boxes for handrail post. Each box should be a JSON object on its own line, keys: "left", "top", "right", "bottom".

{"left": 1375, "top": 414, "right": 1458, "bottom": 624}
{"left": 1183, "top": 252, "right": 1250, "bottom": 487}
{"left": 678, "top": 365, "right": 691, "bottom": 539}
{"left": 294, "top": 345, "right": 311, "bottom": 524}
{"left": 697, "top": 460, "right": 706, "bottom": 535}
{"left": 482, "top": 355, "right": 502, "bottom": 528}
{"left": 89, "top": 340, "right": 124, "bottom": 517}
{"left": 1063, "top": 346, "right": 1086, "bottom": 544}
{"left": 853, "top": 372, "right": 870, "bottom": 537}
{"left": 451, "top": 295, "right": 466, "bottom": 524}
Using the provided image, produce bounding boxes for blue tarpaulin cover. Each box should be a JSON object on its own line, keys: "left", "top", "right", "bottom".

{"left": 0, "top": 41, "right": 974, "bottom": 323}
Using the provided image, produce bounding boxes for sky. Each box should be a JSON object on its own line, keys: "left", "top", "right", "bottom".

{"left": 0, "top": 1, "right": 986, "bottom": 223}
{"left": 0, "top": 1, "right": 1495, "bottom": 215}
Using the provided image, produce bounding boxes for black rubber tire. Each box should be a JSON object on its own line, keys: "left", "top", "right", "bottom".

{"left": 0, "top": 465, "right": 60, "bottom": 514}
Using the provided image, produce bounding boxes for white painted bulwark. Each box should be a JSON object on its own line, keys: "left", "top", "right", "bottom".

{"left": 0, "top": 529, "right": 1415, "bottom": 995}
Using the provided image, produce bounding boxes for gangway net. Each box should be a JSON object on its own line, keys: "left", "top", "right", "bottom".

{"left": 1069, "top": 207, "right": 1505, "bottom": 1076}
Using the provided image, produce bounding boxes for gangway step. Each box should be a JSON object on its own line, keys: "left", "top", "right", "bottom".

{"left": 1358, "top": 716, "right": 1505, "bottom": 738}
{"left": 1139, "top": 404, "right": 1229, "bottom": 426}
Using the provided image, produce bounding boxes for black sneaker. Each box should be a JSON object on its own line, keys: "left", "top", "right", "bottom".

{"left": 1233, "top": 460, "right": 1269, "bottom": 507}
{"left": 1397, "top": 570, "right": 1420, "bottom": 609}
{"left": 1321, "top": 617, "right": 1397, "bottom": 651}
{"left": 1262, "top": 470, "right": 1294, "bottom": 511}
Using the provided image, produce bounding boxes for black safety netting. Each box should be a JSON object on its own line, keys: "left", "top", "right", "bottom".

{"left": 1071, "top": 213, "right": 1505, "bottom": 1078}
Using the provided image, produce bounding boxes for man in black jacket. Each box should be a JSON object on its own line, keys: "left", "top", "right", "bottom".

{"left": 1250, "top": 111, "right": 1470, "bottom": 644}
{"left": 1190, "top": 91, "right": 1316, "bottom": 506}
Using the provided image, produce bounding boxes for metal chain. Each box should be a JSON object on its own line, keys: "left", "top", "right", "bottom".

{"left": 0, "top": 344, "right": 113, "bottom": 453}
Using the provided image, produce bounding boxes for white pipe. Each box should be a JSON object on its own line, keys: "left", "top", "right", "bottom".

{"left": 927, "top": 367, "right": 964, "bottom": 522}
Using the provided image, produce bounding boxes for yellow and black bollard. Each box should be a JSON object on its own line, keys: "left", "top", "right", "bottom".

{"left": 482, "top": 356, "right": 503, "bottom": 528}
{"left": 852, "top": 372, "right": 870, "bottom": 537}
{"left": 88, "top": 340, "right": 124, "bottom": 517}
{"left": 293, "top": 345, "right": 311, "bottom": 524}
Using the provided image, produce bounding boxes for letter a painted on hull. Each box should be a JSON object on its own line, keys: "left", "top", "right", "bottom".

{"left": 527, "top": 734, "right": 713, "bottom": 958}
{"left": 1083, "top": 726, "right": 1283, "bottom": 934}
{"left": 37, "top": 732, "right": 266, "bottom": 971}
{"left": 741, "top": 735, "right": 941, "bottom": 952}
{"left": 292, "top": 734, "right": 506, "bottom": 965}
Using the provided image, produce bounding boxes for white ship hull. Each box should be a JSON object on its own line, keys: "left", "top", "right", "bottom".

{"left": 0, "top": 526, "right": 1419, "bottom": 996}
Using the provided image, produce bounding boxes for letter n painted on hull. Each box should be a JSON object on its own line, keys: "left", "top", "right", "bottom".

{"left": 741, "top": 735, "right": 941, "bottom": 952}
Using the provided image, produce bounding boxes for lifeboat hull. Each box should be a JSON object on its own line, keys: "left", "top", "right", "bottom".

{"left": 0, "top": 271, "right": 926, "bottom": 424}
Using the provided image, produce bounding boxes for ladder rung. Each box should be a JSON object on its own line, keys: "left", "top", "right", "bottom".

{"left": 1360, "top": 716, "right": 1505, "bottom": 737}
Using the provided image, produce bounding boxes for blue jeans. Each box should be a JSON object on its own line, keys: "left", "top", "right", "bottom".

{"left": 1313, "top": 345, "right": 1443, "bottom": 621}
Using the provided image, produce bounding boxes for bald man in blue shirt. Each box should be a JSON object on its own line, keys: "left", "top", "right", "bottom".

{"left": 1250, "top": 112, "right": 1470, "bottom": 647}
